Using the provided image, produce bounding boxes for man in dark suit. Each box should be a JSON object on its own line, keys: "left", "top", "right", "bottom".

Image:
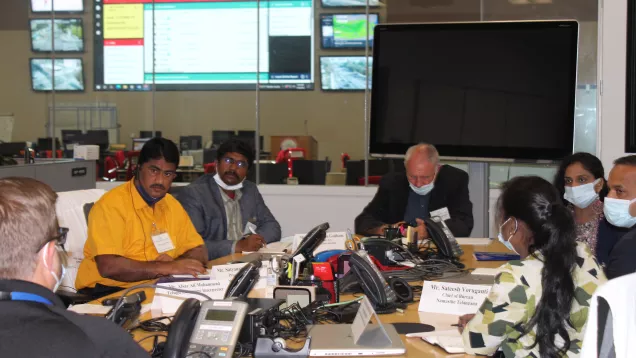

{"left": 178, "top": 139, "right": 282, "bottom": 259}
{"left": 355, "top": 143, "right": 473, "bottom": 238}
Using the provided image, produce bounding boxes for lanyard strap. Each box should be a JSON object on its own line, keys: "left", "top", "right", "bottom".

{"left": 0, "top": 291, "right": 53, "bottom": 305}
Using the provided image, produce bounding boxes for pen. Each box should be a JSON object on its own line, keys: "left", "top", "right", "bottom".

{"left": 250, "top": 227, "right": 265, "bottom": 248}
{"left": 451, "top": 324, "right": 460, "bottom": 327}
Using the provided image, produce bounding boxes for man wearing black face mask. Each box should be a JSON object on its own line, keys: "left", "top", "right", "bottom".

{"left": 76, "top": 137, "right": 208, "bottom": 299}
{"left": 178, "top": 139, "right": 281, "bottom": 260}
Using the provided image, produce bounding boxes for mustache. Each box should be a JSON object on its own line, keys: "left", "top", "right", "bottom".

{"left": 223, "top": 171, "right": 238, "bottom": 178}
{"left": 150, "top": 184, "right": 166, "bottom": 190}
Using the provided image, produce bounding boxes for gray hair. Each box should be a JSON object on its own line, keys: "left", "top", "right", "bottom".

{"left": 404, "top": 143, "right": 439, "bottom": 166}
{"left": 0, "top": 177, "right": 58, "bottom": 280}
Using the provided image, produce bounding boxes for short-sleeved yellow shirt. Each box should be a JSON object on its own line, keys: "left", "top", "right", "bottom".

{"left": 75, "top": 180, "right": 204, "bottom": 290}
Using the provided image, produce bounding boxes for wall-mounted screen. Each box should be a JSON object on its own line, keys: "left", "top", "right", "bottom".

{"left": 30, "top": 19, "right": 84, "bottom": 52}
{"left": 370, "top": 21, "right": 579, "bottom": 160}
{"left": 320, "top": 14, "right": 377, "bottom": 49}
{"left": 321, "top": 0, "right": 383, "bottom": 7}
{"left": 31, "top": 0, "right": 84, "bottom": 13}
{"left": 320, "top": 56, "right": 372, "bottom": 91}
{"left": 30, "top": 58, "right": 85, "bottom": 92}
{"left": 94, "top": 0, "right": 314, "bottom": 91}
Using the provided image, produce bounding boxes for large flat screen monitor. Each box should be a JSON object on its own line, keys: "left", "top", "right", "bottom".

{"left": 94, "top": 0, "right": 314, "bottom": 91}
{"left": 370, "top": 21, "right": 579, "bottom": 161}
{"left": 30, "top": 19, "right": 84, "bottom": 53}
{"left": 31, "top": 0, "right": 84, "bottom": 13}
{"left": 320, "top": 56, "right": 372, "bottom": 91}
{"left": 30, "top": 58, "right": 85, "bottom": 92}
{"left": 320, "top": 13, "right": 378, "bottom": 49}
{"left": 321, "top": 0, "right": 383, "bottom": 7}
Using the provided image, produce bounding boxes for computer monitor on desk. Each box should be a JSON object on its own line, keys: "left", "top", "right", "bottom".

{"left": 0, "top": 142, "right": 28, "bottom": 157}
{"left": 180, "top": 135, "right": 202, "bottom": 151}
{"left": 36, "top": 137, "right": 61, "bottom": 151}
{"left": 212, "top": 130, "right": 235, "bottom": 146}
{"left": 140, "top": 130, "right": 162, "bottom": 138}
{"left": 132, "top": 138, "right": 150, "bottom": 151}
{"left": 85, "top": 130, "right": 110, "bottom": 152}
{"left": 292, "top": 160, "right": 331, "bottom": 185}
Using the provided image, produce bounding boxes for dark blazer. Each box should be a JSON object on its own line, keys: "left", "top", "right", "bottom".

{"left": 606, "top": 226, "right": 636, "bottom": 280}
{"left": 177, "top": 174, "right": 282, "bottom": 260}
{"left": 355, "top": 165, "right": 473, "bottom": 237}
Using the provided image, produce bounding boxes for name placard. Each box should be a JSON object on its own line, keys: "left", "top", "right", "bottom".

{"left": 418, "top": 281, "right": 491, "bottom": 315}
{"left": 210, "top": 261, "right": 270, "bottom": 290}
{"left": 152, "top": 280, "right": 227, "bottom": 314}
{"left": 292, "top": 231, "right": 347, "bottom": 255}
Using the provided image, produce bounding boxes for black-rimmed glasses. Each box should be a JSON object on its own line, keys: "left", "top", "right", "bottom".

{"left": 36, "top": 227, "right": 68, "bottom": 252}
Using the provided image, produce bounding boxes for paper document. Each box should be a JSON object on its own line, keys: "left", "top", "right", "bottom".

{"left": 243, "top": 241, "right": 292, "bottom": 254}
{"left": 456, "top": 238, "right": 493, "bottom": 246}
{"left": 407, "top": 329, "right": 465, "bottom": 354}
{"left": 471, "top": 268, "right": 499, "bottom": 276}
{"left": 172, "top": 268, "right": 212, "bottom": 279}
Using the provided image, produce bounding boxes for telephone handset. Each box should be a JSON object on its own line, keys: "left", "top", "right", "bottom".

{"left": 291, "top": 222, "right": 330, "bottom": 259}
{"left": 348, "top": 251, "right": 400, "bottom": 313}
{"left": 224, "top": 259, "right": 262, "bottom": 299}
{"left": 164, "top": 299, "right": 249, "bottom": 358}
{"left": 423, "top": 217, "right": 463, "bottom": 258}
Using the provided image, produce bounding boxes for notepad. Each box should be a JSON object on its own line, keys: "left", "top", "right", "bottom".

{"left": 407, "top": 330, "right": 465, "bottom": 354}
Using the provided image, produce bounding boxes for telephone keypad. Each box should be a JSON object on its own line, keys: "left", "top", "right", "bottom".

{"left": 187, "top": 343, "right": 218, "bottom": 357}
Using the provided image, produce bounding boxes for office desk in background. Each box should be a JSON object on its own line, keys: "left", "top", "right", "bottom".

{"left": 92, "top": 242, "right": 508, "bottom": 357}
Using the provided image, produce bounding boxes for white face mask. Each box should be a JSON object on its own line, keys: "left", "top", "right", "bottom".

{"left": 497, "top": 218, "right": 519, "bottom": 255}
{"left": 409, "top": 171, "right": 437, "bottom": 196}
{"left": 213, "top": 173, "right": 244, "bottom": 191}
{"left": 563, "top": 178, "right": 601, "bottom": 209}
{"left": 604, "top": 197, "right": 636, "bottom": 228}
{"left": 41, "top": 241, "right": 67, "bottom": 292}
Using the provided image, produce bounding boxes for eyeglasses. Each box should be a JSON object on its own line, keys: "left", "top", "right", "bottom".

{"left": 36, "top": 227, "right": 69, "bottom": 253}
{"left": 146, "top": 166, "right": 177, "bottom": 179}
{"left": 222, "top": 157, "right": 248, "bottom": 168}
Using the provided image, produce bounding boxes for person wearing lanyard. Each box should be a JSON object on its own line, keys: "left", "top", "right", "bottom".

{"left": 75, "top": 137, "right": 208, "bottom": 299}
{"left": 0, "top": 177, "right": 148, "bottom": 357}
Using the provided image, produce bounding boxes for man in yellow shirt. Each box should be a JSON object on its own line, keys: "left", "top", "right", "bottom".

{"left": 76, "top": 138, "right": 208, "bottom": 298}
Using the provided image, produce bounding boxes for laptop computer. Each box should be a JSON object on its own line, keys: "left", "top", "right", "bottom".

{"left": 307, "top": 323, "right": 406, "bottom": 356}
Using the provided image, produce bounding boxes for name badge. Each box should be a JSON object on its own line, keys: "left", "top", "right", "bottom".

{"left": 243, "top": 221, "right": 258, "bottom": 236}
{"left": 152, "top": 232, "right": 175, "bottom": 253}
{"left": 430, "top": 207, "right": 451, "bottom": 221}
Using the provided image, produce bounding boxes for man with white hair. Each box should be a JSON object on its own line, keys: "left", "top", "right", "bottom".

{"left": 355, "top": 143, "right": 473, "bottom": 238}
{"left": 0, "top": 177, "right": 147, "bottom": 357}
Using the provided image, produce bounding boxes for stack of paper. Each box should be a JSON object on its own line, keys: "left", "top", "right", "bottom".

{"left": 406, "top": 330, "right": 465, "bottom": 354}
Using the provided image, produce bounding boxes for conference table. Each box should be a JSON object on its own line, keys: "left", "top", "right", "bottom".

{"left": 98, "top": 240, "right": 509, "bottom": 357}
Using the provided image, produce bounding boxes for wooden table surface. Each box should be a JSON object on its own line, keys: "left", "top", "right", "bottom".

{"left": 96, "top": 240, "right": 509, "bottom": 357}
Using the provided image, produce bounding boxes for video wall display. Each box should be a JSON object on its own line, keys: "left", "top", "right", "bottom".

{"left": 30, "top": 19, "right": 84, "bottom": 52}
{"left": 31, "top": 0, "right": 84, "bottom": 13}
{"left": 320, "top": 56, "right": 372, "bottom": 91}
{"left": 321, "top": 0, "right": 383, "bottom": 7}
{"left": 30, "top": 58, "right": 85, "bottom": 92}
{"left": 320, "top": 13, "right": 378, "bottom": 49}
{"left": 93, "top": 0, "right": 315, "bottom": 91}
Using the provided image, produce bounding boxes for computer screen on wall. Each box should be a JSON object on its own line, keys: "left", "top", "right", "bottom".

{"left": 93, "top": 0, "right": 314, "bottom": 91}
{"left": 30, "top": 58, "right": 85, "bottom": 92}
{"left": 320, "top": 14, "right": 378, "bottom": 49}
{"left": 31, "top": 0, "right": 84, "bottom": 13}
{"left": 321, "top": 0, "right": 383, "bottom": 7}
{"left": 320, "top": 56, "right": 372, "bottom": 91}
{"left": 370, "top": 21, "right": 579, "bottom": 160}
{"left": 30, "top": 19, "right": 84, "bottom": 52}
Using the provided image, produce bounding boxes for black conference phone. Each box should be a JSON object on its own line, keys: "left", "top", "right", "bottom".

{"left": 224, "top": 259, "right": 262, "bottom": 299}
{"left": 163, "top": 299, "right": 249, "bottom": 358}
{"left": 423, "top": 216, "right": 463, "bottom": 259}
{"left": 341, "top": 251, "right": 410, "bottom": 314}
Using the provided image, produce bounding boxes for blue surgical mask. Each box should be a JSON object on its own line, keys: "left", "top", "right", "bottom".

{"left": 497, "top": 218, "right": 519, "bottom": 254}
{"left": 409, "top": 171, "right": 437, "bottom": 196}
{"left": 134, "top": 180, "right": 164, "bottom": 206}
{"left": 604, "top": 197, "right": 636, "bottom": 228}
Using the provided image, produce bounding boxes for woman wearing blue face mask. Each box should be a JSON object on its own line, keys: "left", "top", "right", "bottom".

{"left": 457, "top": 176, "right": 606, "bottom": 358}
{"left": 553, "top": 153, "right": 627, "bottom": 266}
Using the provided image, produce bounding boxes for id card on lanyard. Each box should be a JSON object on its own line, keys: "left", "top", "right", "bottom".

{"left": 151, "top": 223, "right": 175, "bottom": 253}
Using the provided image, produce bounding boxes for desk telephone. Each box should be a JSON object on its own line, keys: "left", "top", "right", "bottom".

{"left": 163, "top": 299, "right": 249, "bottom": 358}
{"left": 423, "top": 217, "right": 463, "bottom": 259}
